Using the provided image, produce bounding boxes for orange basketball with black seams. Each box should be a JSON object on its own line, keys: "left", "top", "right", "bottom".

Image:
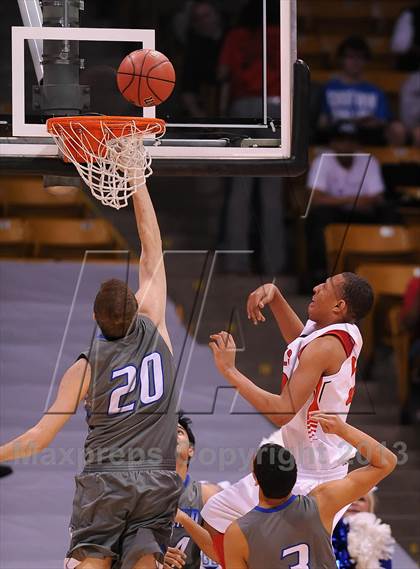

{"left": 116, "top": 49, "right": 176, "bottom": 107}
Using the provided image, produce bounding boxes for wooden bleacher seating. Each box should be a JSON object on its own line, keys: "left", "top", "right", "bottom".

{"left": 29, "top": 218, "right": 117, "bottom": 258}
{"left": 324, "top": 223, "right": 414, "bottom": 274}
{"left": 408, "top": 226, "right": 420, "bottom": 262}
{"left": 0, "top": 218, "right": 31, "bottom": 256}
{"left": 298, "top": 0, "right": 414, "bottom": 34}
{"left": 299, "top": 35, "right": 393, "bottom": 69}
{"left": 309, "top": 146, "right": 420, "bottom": 165}
{"left": 0, "top": 175, "right": 87, "bottom": 218}
{"left": 357, "top": 263, "right": 420, "bottom": 408}
{"left": 365, "top": 147, "right": 420, "bottom": 164}
{"left": 311, "top": 70, "right": 408, "bottom": 96}
{"left": 396, "top": 186, "right": 420, "bottom": 201}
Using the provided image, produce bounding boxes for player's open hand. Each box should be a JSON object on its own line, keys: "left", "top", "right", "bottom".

{"left": 309, "top": 412, "right": 345, "bottom": 435}
{"left": 247, "top": 283, "right": 279, "bottom": 325}
{"left": 209, "top": 331, "right": 237, "bottom": 375}
{"left": 163, "top": 546, "right": 187, "bottom": 569}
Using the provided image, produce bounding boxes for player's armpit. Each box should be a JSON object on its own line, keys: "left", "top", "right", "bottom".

{"left": 0, "top": 359, "right": 90, "bottom": 461}
{"left": 311, "top": 464, "right": 392, "bottom": 534}
{"left": 202, "top": 483, "right": 222, "bottom": 504}
{"left": 224, "top": 522, "right": 249, "bottom": 569}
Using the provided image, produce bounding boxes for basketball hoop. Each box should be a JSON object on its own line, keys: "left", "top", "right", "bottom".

{"left": 46, "top": 116, "right": 166, "bottom": 209}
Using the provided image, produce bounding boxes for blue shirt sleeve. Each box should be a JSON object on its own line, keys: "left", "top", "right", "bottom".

{"left": 375, "top": 88, "right": 392, "bottom": 121}
{"left": 380, "top": 559, "right": 392, "bottom": 569}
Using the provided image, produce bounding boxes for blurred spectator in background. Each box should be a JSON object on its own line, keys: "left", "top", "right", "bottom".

{"left": 218, "top": 0, "right": 280, "bottom": 117}
{"left": 305, "top": 122, "right": 390, "bottom": 286}
{"left": 400, "top": 273, "right": 420, "bottom": 424}
{"left": 220, "top": 0, "right": 286, "bottom": 275}
{"left": 333, "top": 490, "right": 394, "bottom": 568}
{"left": 391, "top": 0, "right": 420, "bottom": 71}
{"left": 319, "top": 36, "right": 405, "bottom": 146}
{"left": 399, "top": 69, "right": 420, "bottom": 147}
{"left": 178, "top": 1, "right": 225, "bottom": 118}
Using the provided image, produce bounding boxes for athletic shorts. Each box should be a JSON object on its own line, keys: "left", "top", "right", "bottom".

{"left": 67, "top": 468, "right": 183, "bottom": 568}
{"left": 201, "top": 465, "right": 349, "bottom": 533}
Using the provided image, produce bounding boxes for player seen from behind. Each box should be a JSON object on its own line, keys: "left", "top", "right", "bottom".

{"left": 0, "top": 178, "right": 181, "bottom": 569}
{"left": 225, "top": 413, "right": 397, "bottom": 569}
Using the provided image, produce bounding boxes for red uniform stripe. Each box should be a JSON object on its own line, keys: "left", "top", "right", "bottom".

{"left": 322, "top": 330, "right": 355, "bottom": 358}
{"left": 212, "top": 533, "right": 226, "bottom": 569}
{"left": 306, "top": 376, "right": 323, "bottom": 436}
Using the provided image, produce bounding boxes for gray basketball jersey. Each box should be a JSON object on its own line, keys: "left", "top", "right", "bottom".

{"left": 171, "top": 476, "right": 220, "bottom": 569}
{"left": 80, "top": 314, "right": 178, "bottom": 469}
{"left": 237, "top": 494, "right": 337, "bottom": 569}
{"left": 171, "top": 475, "right": 203, "bottom": 569}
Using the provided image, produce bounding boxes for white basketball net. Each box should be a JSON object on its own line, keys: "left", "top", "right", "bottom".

{"left": 49, "top": 118, "right": 165, "bottom": 209}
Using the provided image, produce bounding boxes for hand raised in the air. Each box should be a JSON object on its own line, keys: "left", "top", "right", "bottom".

{"left": 209, "top": 331, "right": 237, "bottom": 375}
{"left": 247, "top": 283, "right": 280, "bottom": 325}
{"left": 309, "top": 412, "right": 346, "bottom": 436}
{"left": 163, "top": 546, "right": 187, "bottom": 569}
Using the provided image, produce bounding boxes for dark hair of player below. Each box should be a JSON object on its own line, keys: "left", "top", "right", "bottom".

{"left": 94, "top": 278, "right": 138, "bottom": 340}
{"left": 341, "top": 272, "right": 374, "bottom": 322}
{"left": 178, "top": 412, "right": 196, "bottom": 447}
{"left": 253, "top": 444, "right": 298, "bottom": 499}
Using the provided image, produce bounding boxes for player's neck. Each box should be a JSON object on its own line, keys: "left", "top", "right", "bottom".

{"left": 258, "top": 492, "right": 292, "bottom": 509}
{"left": 339, "top": 71, "right": 363, "bottom": 84}
{"left": 176, "top": 460, "right": 189, "bottom": 482}
{"left": 314, "top": 316, "right": 346, "bottom": 330}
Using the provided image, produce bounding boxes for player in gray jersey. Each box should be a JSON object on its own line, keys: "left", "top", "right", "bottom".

{"left": 224, "top": 413, "right": 397, "bottom": 569}
{"left": 163, "top": 413, "right": 221, "bottom": 569}
{"left": 0, "top": 178, "right": 182, "bottom": 569}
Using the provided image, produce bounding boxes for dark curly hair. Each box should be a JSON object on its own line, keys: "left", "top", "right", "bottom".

{"left": 341, "top": 272, "right": 374, "bottom": 322}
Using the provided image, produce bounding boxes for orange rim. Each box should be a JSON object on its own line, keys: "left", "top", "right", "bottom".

{"left": 46, "top": 115, "right": 166, "bottom": 163}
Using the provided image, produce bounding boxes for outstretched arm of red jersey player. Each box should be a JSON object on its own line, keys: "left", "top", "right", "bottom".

{"left": 0, "top": 358, "right": 90, "bottom": 462}
{"left": 246, "top": 284, "right": 304, "bottom": 344}
{"left": 209, "top": 332, "right": 347, "bottom": 427}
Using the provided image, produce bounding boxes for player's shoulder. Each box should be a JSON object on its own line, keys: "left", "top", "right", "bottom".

{"left": 301, "top": 334, "right": 344, "bottom": 358}
{"left": 225, "top": 519, "right": 245, "bottom": 540}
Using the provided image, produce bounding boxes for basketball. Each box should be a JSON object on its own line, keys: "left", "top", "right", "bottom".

{"left": 116, "top": 49, "right": 176, "bottom": 107}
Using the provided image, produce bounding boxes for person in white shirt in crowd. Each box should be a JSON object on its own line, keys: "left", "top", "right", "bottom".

{"left": 391, "top": 1, "right": 420, "bottom": 71}
{"left": 304, "top": 121, "right": 397, "bottom": 288}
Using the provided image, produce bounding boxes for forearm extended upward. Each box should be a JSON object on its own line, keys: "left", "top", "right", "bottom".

{"left": 269, "top": 288, "right": 304, "bottom": 343}
{"left": 132, "top": 186, "right": 162, "bottom": 260}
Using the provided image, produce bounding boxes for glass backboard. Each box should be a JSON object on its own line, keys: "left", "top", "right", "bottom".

{"left": 0, "top": 0, "right": 308, "bottom": 176}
